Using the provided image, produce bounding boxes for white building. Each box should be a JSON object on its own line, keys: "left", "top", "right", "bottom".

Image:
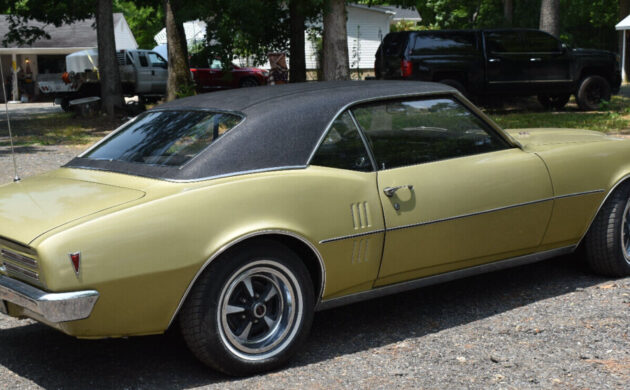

{"left": 0, "top": 13, "right": 137, "bottom": 101}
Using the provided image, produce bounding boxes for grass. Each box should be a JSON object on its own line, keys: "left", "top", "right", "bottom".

{"left": 0, "top": 111, "right": 123, "bottom": 147}
{"left": 484, "top": 94, "right": 630, "bottom": 133}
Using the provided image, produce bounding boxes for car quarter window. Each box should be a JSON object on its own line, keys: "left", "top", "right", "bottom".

{"left": 310, "top": 111, "right": 374, "bottom": 172}
{"left": 138, "top": 52, "right": 149, "bottom": 67}
{"left": 351, "top": 97, "right": 510, "bottom": 170}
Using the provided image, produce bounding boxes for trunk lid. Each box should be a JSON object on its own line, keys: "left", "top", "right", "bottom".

{"left": 505, "top": 128, "right": 619, "bottom": 150}
{"left": 0, "top": 176, "right": 145, "bottom": 245}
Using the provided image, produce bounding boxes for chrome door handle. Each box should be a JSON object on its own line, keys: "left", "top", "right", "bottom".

{"left": 488, "top": 58, "right": 501, "bottom": 63}
{"left": 383, "top": 185, "right": 414, "bottom": 197}
{"left": 529, "top": 57, "right": 542, "bottom": 62}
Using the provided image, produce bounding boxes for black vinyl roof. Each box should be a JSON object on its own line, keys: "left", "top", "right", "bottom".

{"left": 67, "top": 81, "right": 456, "bottom": 181}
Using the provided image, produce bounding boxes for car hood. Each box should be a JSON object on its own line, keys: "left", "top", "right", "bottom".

{"left": 0, "top": 176, "right": 145, "bottom": 245}
{"left": 505, "top": 128, "right": 621, "bottom": 148}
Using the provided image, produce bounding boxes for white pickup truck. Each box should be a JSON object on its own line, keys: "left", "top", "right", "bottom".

{"left": 38, "top": 49, "right": 168, "bottom": 111}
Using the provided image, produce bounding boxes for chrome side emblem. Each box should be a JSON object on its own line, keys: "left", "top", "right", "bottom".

{"left": 69, "top": 252, "right": 81, "bottom": 276}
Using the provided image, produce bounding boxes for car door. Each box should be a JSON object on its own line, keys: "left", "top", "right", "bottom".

{"left": 350, "top": 97, "right": 554, "bottom": 287}
{"left": 483, "top": 30, "right": 530, "bottom": 92}
{"left": 521, "top": 30, "right": 572, "bottom": 89}
{"left": 135, "top": 51, "right": 153, "bottom": 94}
{"left": 147, "top": 52, "right": 168, "bottom": 94}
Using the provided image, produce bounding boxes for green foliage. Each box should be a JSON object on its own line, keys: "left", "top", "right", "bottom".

{"left": 113, "top": 0, "right": 164, "bottom": 49}
{"left": 194, "top": 0, "right": 291, "bottom": 67}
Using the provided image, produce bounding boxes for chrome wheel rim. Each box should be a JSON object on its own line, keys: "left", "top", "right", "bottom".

{"left": 622, "top": 198, "right": 630, "bottom": 264}
{"left": 218, "top": 260, "right": 302, "bottom": 360}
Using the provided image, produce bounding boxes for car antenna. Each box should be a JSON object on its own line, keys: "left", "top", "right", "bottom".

{"left": 0, "top": 60, "right": 20, "bottom": 182}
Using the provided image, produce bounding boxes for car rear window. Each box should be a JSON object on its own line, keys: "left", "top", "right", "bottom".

{"left": 412, "top": 32, "right": 477, "bottom": 54}
{"left": 83, "top": 110, "right": 243, "bottom": 167}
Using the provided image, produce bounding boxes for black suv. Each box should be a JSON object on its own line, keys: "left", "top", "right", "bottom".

{"left": 375, "top": 29, "right": 622, "bottom": 110}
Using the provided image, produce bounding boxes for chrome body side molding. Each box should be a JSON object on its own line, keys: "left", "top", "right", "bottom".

{"left": 167, "top": 229, "right": 326, "bottom": 328}
{"left": 315, "top": 245, "right": 575, "bottom": 311}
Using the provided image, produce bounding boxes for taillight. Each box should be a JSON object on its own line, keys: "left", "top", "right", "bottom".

{"left": 401, "top": 60, "right": 413, "bottom": 78}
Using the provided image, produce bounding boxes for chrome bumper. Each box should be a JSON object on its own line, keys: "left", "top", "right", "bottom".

{"left": 0, "top": 274, "right": 99, "bottom": 323}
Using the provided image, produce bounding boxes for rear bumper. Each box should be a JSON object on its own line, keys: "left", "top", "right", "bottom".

{"left": 0, "top": 274, "right": 98, "bottom": 323}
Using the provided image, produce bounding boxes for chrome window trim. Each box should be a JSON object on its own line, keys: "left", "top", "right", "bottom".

{"left": 316, "top": 245, "right": 575, "bottom": 311}
{"left": 166, "top": 229, "right": 326, "bottom": 329}
{"left": 67, "top": 165, "right": 308, "bottom": 184}
{"left": 319, "top": 190, "right": 604, "bottom": 244}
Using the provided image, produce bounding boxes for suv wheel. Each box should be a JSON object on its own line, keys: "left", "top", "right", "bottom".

{"left": 576, "top": 75, "right": 611, "bottom": 111}
{"left": 537, "top": 94, "right": 570, "bottom": 110}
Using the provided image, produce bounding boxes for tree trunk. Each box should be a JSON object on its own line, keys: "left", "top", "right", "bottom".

{"left": 621, "top": 0, "right": 630, "bottom": 81}
{"left": 322, "top": 0, "right": 349, "bottom": 81}
{"left": 539, "top": 0, "right": 560, "bottom": 37}
{"left": 502, "top": 0, "right": 513, "bottom": 27}
{"left": 164, "top": 0, "right": 192, "bottom": 102}
{"left": 96, "top": 0, "right": 124, "bottom": 117}
{"left": 289, "top": 0, "right": 306, "bottom": 83}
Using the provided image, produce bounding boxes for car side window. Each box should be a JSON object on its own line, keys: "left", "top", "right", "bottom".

{"left": 138, "top": 52, "right": 149, "bottom": 67}
{"left": 310, "top": 111, "right": 373, "bottom": 172}
{"left": 148, "top": 52, "right": 167, "bottom": 68}
{"left": 485, "top": 31, "right": 525, "bottom": 53}
{"left": 351, "top": 97, "right": 509, "bottom": 170}
{"left": 522, "top": 31, "right": 561, "bottom": 52}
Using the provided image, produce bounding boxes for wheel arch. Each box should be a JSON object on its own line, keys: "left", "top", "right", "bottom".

{"left": 577, "top": 172, "right": 630, "bottom": 247}
{"left": 167, "top": 230, "right": 325, "bottom": 329}
{"left": 578, "top": 66, "right": 614, "bottom": 84}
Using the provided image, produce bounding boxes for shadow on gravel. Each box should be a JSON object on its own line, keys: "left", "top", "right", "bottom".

{"left": 0, "top": 255, "right": 612, "bottom": 388}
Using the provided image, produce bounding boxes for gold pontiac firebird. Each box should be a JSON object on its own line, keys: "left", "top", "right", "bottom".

{"left": 1, "top": 81, "right": 630, "bottom": 375}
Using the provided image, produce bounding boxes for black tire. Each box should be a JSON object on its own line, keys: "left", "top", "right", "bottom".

{"left": 60, "top": 98, "right": 71, "bottom": 112}
{"left": 537, "top": 94, "right": 570, "bottom": 110}
{"left": 239, "top": 77, "right": 259, "bottom": 88}
{"left": 576, "top": 75, "right": 611, "bottom": 111}
{"left": 438, "top": 79, "right": 468, "bottom": 98}
{"left": 583, "top": 184, "right": 630, "bottom": 277}
{"left": 179, "top": 240, "right": 315, "bottom": 376}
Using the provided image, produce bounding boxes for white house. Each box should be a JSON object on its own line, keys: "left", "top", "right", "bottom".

{"left": 0, "top": 13, "right": 137, "bottom": 101}
{"left": 305, "top": 4, "right": 394, "bottom": 72}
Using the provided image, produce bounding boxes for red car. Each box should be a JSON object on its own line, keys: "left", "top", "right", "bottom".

{"left": 191, "top": 60, "right": 269, "bottom": 92}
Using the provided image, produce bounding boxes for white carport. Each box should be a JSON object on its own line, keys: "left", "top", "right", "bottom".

{"left": 617, "top": 14, "right": 630, "bottom": 83}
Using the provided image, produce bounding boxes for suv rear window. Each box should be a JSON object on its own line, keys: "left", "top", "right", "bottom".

{"left": 84, "top": 110, "right": 243, "bottom": 167}
{"left": 381, "top": 33, "right": 408, "bottom": 56}
{"left": 412, "top": 32, "right": 477, "bottom": 54}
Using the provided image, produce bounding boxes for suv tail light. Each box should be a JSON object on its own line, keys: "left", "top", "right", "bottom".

{"left": 401, "top": 60, "right": 413, "bottom": 78}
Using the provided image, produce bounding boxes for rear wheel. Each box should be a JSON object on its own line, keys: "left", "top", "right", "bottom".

{"left": 537, "top": 94, "right": 570, "bottom": 110}
{"left": 583, "top": 184, "right": 630, "bottom": 277}
{"left": 576, "top": 75, "right": 611, "bottom": 111}
{"left": 179, "top": 241, "right": 314, "bottom": 376}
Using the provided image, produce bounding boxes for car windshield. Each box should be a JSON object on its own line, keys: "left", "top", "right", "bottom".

{"left": 83, "top": 110, "right": 243, "bottom": 167}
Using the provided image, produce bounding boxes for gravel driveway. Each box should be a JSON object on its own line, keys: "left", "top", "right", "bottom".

{"left": 0, "top": 137, "right": 629, "bottom": 389}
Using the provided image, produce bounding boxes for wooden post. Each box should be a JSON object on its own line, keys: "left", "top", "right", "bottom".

{"left": 623, "top": 31, "right": 627, "bottom": 83}
{"left": 11, "top": 53, "right": 19, "bottom": 102}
